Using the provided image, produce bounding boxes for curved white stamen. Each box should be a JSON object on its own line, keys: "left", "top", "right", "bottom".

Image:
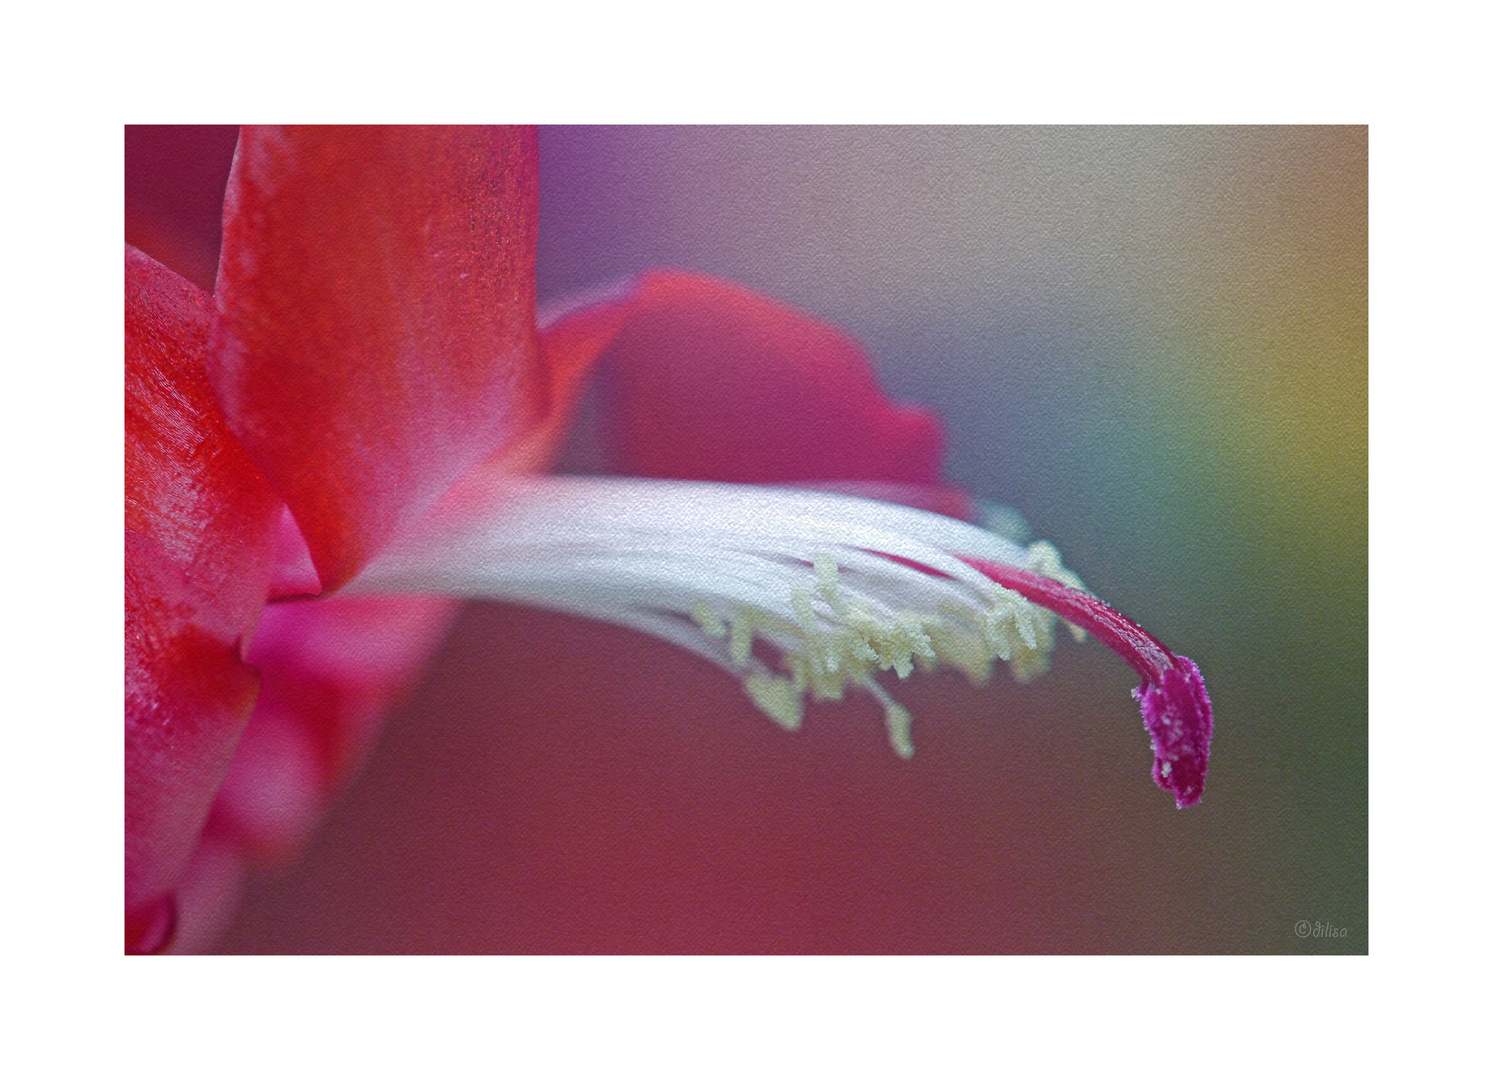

{"left": 347, "top": 477, "right": 1085, "bottom": 757}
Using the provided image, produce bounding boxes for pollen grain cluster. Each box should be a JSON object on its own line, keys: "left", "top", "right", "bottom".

{"left": 691, "top": 545, "right": 1086, "bottom": 758}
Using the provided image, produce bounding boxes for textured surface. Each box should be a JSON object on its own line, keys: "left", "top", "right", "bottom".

{"left": 124, "top": 247, "right": 282, "bottom": 950}
{"left": 221, "top": 128, "right": 1366, "bottom": 953}
{"left": 210, "top": 126, "right": 543, "bottom": 591}
{"left": 126, "top": 128, "right": 559, "bottom": 948}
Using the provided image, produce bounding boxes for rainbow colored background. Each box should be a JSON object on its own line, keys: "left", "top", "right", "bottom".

{"left": 220, "top": 128, "right": 1366, "bottom": 953}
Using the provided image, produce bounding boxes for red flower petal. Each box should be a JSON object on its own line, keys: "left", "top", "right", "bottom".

{"left": 179, "top": 241, "right": 639, "bottom": 928}
{"left": 209, "top": 126, "right": 543, "bottom": 591}
{"left": 593, "top": 272, "right": 949, "bottom": 487}
{"left": 125, "top": 247, "right": 283, "bottom": 951}
{"left": 477, "top": 280, "right": 642, "bottom": 475}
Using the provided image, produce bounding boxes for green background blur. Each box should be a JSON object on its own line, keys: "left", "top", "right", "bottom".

{"left": 222, "top": 128, "right": 1366, "bottom": 953}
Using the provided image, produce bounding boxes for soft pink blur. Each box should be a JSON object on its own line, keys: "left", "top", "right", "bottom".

{"left": 217, "top": 604, "right": 1233, "bottom": 952}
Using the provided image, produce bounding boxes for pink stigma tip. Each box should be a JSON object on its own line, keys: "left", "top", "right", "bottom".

{"left": 959, "top": 557, "right": 1214, "bottom": 807}
{"left": 1133, "top": 656, "right": 1213, "bottom": 808}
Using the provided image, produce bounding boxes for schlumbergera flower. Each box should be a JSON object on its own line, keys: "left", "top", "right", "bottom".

{"left": 125, "top": 126, "right": 1213, "bottom": 954}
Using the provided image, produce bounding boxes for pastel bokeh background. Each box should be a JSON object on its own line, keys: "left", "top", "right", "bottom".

{"left": 217, "top": 127, "right": 1366, "bottom": 953}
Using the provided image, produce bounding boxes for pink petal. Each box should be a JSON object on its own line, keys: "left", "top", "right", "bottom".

{"left": 125, "top": 247, "right": 283, "bottom": 952}
{"left": 593, "top": 271, "right": 950, "bottom": 487}
{"left": 209, "top": 126, "right": 544, "bottom": 591}
{"left": 207, "top": 595, "right": 459, "bottom": 860}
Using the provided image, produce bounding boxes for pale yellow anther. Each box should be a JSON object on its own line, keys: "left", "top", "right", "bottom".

{"left": 786, "top": 656, "right": 808, "bottom": 693}
{"left": 688, "top": 537, "right": 1077, "bottom": 761}
{"left": 1009, "top": 644, "right": 1051, "bottom": 683}
{"left": 745, "top": 672, "right": 804, "bottom": 731}
{"left": 882, "top": 699, "right": 915, "bottom": 759}
{"left": 926, "top": 622, "right": 994, "bottom": 684}
{"left": 813, "top": 554, "right": 850, "bottom": 616}
{"left": 1025, "top": 540, "right": 1085, "bottom": 592}
{"left": 1013, "top": 604, "right": 1040, "bottom": 650}
{"left": 807, "top": 662, "right": 849, "bottom": 700}
{"left": 893, "top": 616, "right": 936, "bottom": 662}
{"left": 692, "top": 600, "right": 727, "bottom": 638}
{"left": 791, "top": 588, "right": 818, "bottom": 634}
{"left": 980, "top": 606, "right": 1017, "bottom": 661}
{"left": 729, "top": 616, "right": 754, "bottom": 667}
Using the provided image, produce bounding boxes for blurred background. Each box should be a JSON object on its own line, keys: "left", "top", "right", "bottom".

{"left": 217, "top": 127, "right": 1366, "bottom": 953}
